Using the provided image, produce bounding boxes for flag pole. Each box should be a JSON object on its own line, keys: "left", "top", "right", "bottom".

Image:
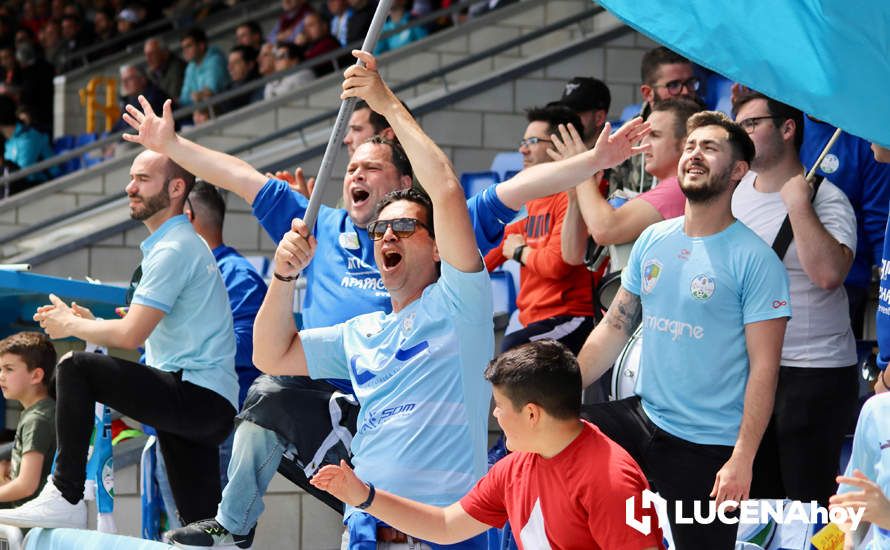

{"left": 805, "top": 127, "right": 842, "bottom": 183}
{"left": 302, "top": 0, "right": 395, "bottom": 231}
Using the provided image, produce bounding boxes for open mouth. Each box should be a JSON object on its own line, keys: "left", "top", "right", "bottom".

{"left": 351, "top": 188, "right": 370, "bottom": 205}
{"left": 382, "top": 250, "right": 403, "bottom": 269}
{"left": 685, "top": 163, "right": 706, "bottom": 176}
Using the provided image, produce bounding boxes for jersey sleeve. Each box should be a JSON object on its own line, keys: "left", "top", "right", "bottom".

{"left": 437, "top": 260, "right": 493, "bottom": 325}
{"left": 620, "top": 225, "right": 651, "bottom": 296}
{"left": 459, "top": 459, "right": 510, "bottom": 528}
{"left": 131, "top": 243, "right": 187, "bottom": 314}
{"left": 251, "top": 178, "right": 309, "bottom": 244}
{"left": 815, "top": 181, "right": 858, "bottom": 252}
{"left": 301, "top": 323, "right": 350, "bottom": 380}
{"left": 16, "top": 410, "right": 55, "bottom": 457}
{"left": 838, "top": 394, "right": 880, "bottom": 492}
{"left": 467, "top": 184, "right": 519, "bottom": 256}
{"left": 741, "top": 242, "right": 792, "bottom": 324}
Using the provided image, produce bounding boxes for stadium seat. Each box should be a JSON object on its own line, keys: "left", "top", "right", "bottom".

{"left": 490, "top": 152, "right": 523, "bottom": 181}
{"left": 460, "top": 171, "right": 500, "bottom": 199}
{"left": 490, "top": 267, "right": 517, "bottom": 316}
{"left": 52, "top": 135, "right": 79, "bottom": 176}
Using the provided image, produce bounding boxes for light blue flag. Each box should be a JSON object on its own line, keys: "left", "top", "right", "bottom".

{"left": 598, "top": 0, "right": 890, "bottom": 148}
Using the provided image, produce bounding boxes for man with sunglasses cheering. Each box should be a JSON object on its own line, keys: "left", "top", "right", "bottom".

{"left": 0, "top": 151, "right": 238, "bottom": 530}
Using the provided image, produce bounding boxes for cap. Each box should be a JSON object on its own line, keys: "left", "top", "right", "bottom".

{"left": 560, "top": 77, "right": 611, "bottom": 113}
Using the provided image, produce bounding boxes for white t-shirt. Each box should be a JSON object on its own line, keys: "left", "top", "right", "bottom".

{"left": 732, "top": 171, "right": 857, "bottom": 368}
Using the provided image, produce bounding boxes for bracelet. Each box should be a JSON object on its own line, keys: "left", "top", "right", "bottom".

{"left": 357, "top": 482, "right": 375, "bottom": 509}
{"left": 273, "top": 272, "right": 299, "bottom": 282}
{"left": 512, "top": 244, "right": 526, "bottom": 265}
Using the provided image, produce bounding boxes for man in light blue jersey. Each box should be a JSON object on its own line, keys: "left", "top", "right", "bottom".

{"left": 122, "top": 51, "right": 650, "bottom": 548}
{"left": 578, "top": 111, "right": 791, "bottom": 549}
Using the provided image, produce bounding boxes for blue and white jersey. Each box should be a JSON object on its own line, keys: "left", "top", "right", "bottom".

{"left": 133, "top": 215, "right": 239, "bottom": 409}
{"left": 622, "top": 217, "right": 791, "bottom": 446}
{"left": 839, "top": 393, "right": 890, "bottom": 549}
{"left": 302, "top": 261, "right": 494, "bottom": 516}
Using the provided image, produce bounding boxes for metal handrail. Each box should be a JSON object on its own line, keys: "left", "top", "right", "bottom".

{"left": 0, "top": 0, "right": 491, "bottom": 189}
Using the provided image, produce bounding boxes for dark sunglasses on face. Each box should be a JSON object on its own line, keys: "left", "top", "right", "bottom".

{"left": 367, "top": 218, "right": 432, "bottom": 240}
{"left": 653, "top": 77, "right": 700, "bottom": 95}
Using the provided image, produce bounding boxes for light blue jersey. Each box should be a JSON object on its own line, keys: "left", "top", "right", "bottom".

{"left": 839, "top": 393, "right": 890, "bottom": 549}
{"left": 622, "top": 217, "right": 791, "bottom": 446}
{"left": 132, "top": 215, "right": 239, "bottom": 409}
{"left": 302, "top": 261, "right": 493, "bottom": 516}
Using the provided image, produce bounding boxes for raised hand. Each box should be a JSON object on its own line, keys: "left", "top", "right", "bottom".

{"left": 121, "top": 96, "right": 177, "bottom": 155}
{"left": 310, "top": 460, "right": 371, "bottom": 508}
{"left": 341, "top": 50, "right": 398, "bottom": 116}
{"left": 547, "top": 123, "right": 588, "bottom": 162}
{"left": 589, "top": 117, "right": 652, "bottom": 171}
{"left": 273, "top": 218, "right": 317, "bottom": 279}
{"left": 275, "top": 167, "right": 315, "bottom": 199}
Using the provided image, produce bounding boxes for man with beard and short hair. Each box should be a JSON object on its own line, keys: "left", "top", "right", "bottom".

{"left": 731, "top": 91, "right": 857, "bottom": 507}
{"left": 0, "top": 150, "right": 238, "bottom": 530}
{"left": 121, "top": 54, "right": 649, "bottom": 546}
{"left": 578, "top": 111, "right": 791, "bottom": 549}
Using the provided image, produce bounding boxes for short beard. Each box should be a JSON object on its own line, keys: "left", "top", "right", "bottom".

{"left": 681, "top": 165, "right": 733, "bottom": 204}
{"left": 130, "top": 191, "right": 170, "bottom": 221}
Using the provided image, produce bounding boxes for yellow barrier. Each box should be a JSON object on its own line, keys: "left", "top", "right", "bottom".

{"left": 79, "top": 77, "right": 119, "bottom": 134}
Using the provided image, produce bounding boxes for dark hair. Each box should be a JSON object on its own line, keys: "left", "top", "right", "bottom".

{"left": 361, "top": 135, "right": 413, "bottom": 179}
{"left": 188, "top": 180, "right": 226, "bottom": 228}
{"left": 731, "top": 90, "right": 804, "bottom": 152}
{"left": 373, "top": 188, "right": 434, "bottom": 237}
{"left": 641, "top": 46, "right": 691, "bottom": 85}
{"left": 60, "top": 13, "right": 82, "bottom": 27}
{"left": 0, "top": 332, "right": 56, "bottom": 390}
{"left": 164, "top": 158, "right": 197, "bottom": 198}
{"left": 525, "top": 104, "right": 584, "bottom": 138}
{"left": 182, "top": 26, "right": 208, "bottom": 45}
{"left": 237, "top": 20, "right": 263, "bottom": 37}
{"left": 652, "top": 96, "right": 705, "bottom": 139}
{"left": 275, "top": 41, "right": 301, "bottom": 61}
{"left": 0, "top": 94, "right": 17, "bottom": 126}
{"left": 686, "top": 111, "right": 755, "bottom": 165}
{"left": 229, "top": 44, "right": 258, "bottom": 64}
{"left": 485, "top": 340, "right": 581, "bottom": 420}
{"left": 354, "top": 99, "right": 414, "bottom": 134}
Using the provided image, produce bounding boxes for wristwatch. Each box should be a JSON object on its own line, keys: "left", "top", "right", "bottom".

{"left": 512, "top": 244, "right": 526, "bottom": 266}
{"left": 357, "top": 482, "right": 376, "bottom": 509}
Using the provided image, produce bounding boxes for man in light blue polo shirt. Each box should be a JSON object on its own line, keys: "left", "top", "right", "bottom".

{"left": 578, "top": 112, "right": 791, "bottom": 549}
{"left": 0, "top": 150, "right": 238, "bottom": 531}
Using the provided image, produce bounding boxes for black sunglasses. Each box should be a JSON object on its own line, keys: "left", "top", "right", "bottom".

{"left": 367, "top": 218, "right": 432, "bottom": 241}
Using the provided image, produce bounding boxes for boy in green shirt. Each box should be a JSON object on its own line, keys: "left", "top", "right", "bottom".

{"left": 0, "top": 332, "right": 56, "bottom": 507}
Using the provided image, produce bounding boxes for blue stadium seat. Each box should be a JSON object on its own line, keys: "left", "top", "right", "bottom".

{"left": 490, "top": 152, "right": 523, "bottom": 181}
{"left": 52, "top": 134, "right": 79, "bottom": 175}
{"left": 460, "top": 171, "right": 500, "bottom": 199}
{"left": 490, "top": 267, "right": 517, "bottom": 316}
{"left": 76, "top": 132, "right": 102, "bottom": 169}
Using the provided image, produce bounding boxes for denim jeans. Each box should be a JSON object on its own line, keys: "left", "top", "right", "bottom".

{"left": 214, "top": 420, "right": 286, "bottom": 535}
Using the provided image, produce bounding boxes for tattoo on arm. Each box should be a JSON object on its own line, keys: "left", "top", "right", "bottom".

{"left": 604, "top": 291, "right": 642, "bottom": 337}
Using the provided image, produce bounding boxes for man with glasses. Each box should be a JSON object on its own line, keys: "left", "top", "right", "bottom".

{"left": 611, "top": 46, "right": 700, "bottom": 194}
{"left": 122, "top": 52, "right": 649, "bottom": 547}
{"left": 731, "top": 91, "right": 858, "bottom": 508}
{"left": 485, "top": 104, "right": 596, "bottom": 355}
{"left": 0, "top": 151, "right": 238, "bottom": 530}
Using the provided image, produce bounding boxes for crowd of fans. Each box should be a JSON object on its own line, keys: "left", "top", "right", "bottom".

{"left": 0, "top": 2, "right": 887, "bottom": 547}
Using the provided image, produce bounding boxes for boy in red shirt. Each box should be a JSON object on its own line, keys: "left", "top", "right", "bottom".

{"left": 311, "top": 340, "right": 664, "bottom": 550}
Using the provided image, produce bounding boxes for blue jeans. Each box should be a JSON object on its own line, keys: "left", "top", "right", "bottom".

{"left": 215, "top": 420, "right": 286, "bottom": 535}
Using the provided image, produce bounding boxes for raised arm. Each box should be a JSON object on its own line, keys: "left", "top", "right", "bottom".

{"left": 710, "top": 317, "right": 785, "bottom": 505}
{"left": 577, "top": 288, "right": 641, "bottom": 387}
{"left": 311, "top": 460, "right": 490, "bottom": 544}
{"left": 575, "top": 178, "right": 665, "bottom": 246}
{"left": 252, "top": 219, "right": 316, "bottom": 375}
{"left": 341, "top": 51, "right": 481, "bottom": 272}
{"left": 495, "top": 118, "right": 652, "bottom": 210}
{"left": 122, "top": 97, "right": 268, "bottom": 205}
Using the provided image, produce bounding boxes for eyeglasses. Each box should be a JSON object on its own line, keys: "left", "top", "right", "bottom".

{"left": 519, "top": 137, "right": 552, "bottom": 148}
{"left": 737, "top": 115, "right": 784, "bottom": 134}
{"left": 652, "top": 77, "right": 700, "bottom": 96}
{"left": 367, "top": 217, "right": 432, "bottom": 240}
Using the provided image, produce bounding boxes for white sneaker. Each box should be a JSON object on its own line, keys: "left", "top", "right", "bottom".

{"left": 0, "top": 479, "right": 87, "bottom": 529}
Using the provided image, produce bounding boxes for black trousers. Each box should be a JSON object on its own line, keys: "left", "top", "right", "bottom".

{"left": 53, "top": 352, "right": 235, "bottom": 524}
{"left": 582, "top": 397, "right": 738, "bottom": 550}
{"left": 501, "top": 315, "right": 594, "bottom": 355}
{"left": 750, "top": 365, "right": 859, "bottom": 506}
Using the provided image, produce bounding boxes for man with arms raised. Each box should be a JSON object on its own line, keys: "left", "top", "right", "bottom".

{"left": 311, "top": 339, "right": 664, "bottom": 550}
{"left": 579, "top": 112, "right": 791, "bottom": 548}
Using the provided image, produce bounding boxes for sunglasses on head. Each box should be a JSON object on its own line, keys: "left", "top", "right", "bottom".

{"left": 367, "top": 217, "right": 432, "bottom": 240}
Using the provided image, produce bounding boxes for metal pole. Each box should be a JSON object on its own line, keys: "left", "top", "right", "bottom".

{"left": 302, "top": 0, "right": 396, "bottom": 231}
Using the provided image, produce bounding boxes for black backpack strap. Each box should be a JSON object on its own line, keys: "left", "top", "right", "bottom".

{"left": 771, "top": 175, "right": 824, "bottom": 260}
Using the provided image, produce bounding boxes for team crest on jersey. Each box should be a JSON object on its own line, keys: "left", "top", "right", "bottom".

{"left": 641, "top": 259, "right": 663, "bottom": 294}
{"left": 820, "top": 153, "right": 839, "bottom": 174}
{"left": 690, "top": 274, "right": 716, "bottom": 301}
{"left": 339, "top": 231, "right": 360, "bottom": 250}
